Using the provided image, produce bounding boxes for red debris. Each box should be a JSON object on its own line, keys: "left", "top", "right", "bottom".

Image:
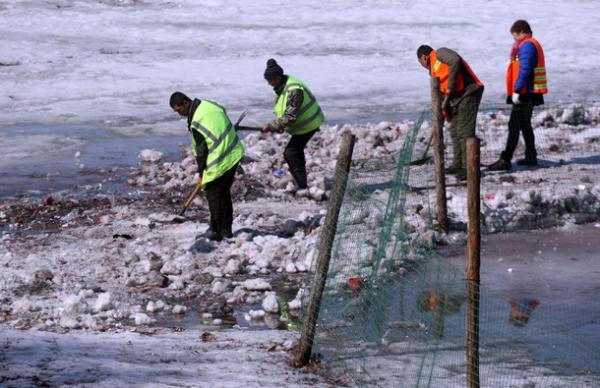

{"left": 348, "top": 277, "right": 366, "bottom": 296}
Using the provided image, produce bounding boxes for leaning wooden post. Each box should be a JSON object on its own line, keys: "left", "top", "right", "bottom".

{"left": 294, "top": 131, "right": 356, "bottom": 367}
{"left": 466, "top": 137, "right": 481, "bottom": 388}
{"left": 431, "top": 77, "right": 448, "bottom": 232}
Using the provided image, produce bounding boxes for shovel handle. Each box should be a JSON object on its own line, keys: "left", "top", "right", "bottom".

{"left": 235, "top": 125, "right": 264, "bottom": 132}
{"left": 179, "top": 184, "right": 202, "bottom": 216}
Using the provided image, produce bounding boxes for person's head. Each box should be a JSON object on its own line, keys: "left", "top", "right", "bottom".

{"left": 416, "top": 45, "right": 433, "bottom": 69}
{"left": 510, "top": 20, "right": 532, "bottom": 40}
{"left": 169, "top": 91, "right": 192, "bottom": 117}
{"left": 264, "top": 58, "right": 284, "bottom": 87}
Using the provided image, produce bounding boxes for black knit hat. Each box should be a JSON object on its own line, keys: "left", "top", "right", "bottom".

{"left": 264, "top": 58, "right": 284, "bottom": 80}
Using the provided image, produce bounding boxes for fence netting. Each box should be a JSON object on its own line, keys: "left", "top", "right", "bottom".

{"left": 300, "top": 102, "right": 600, "bottom": 387}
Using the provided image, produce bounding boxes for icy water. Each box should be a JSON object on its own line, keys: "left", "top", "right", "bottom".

{"left": 441, "top": 223, "right": 600, "bottom": 376}
{"left": 0, "top": 124, "right": 187, "bottom": 198}
{"left": 0, "top": 112, "right": 423, "bottom": 198}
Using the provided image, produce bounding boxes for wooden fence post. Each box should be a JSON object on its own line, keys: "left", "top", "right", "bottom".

{"left": 431, "top": 77, "right": 448, "bottom": 233}
{"left": 466, "top": 137, "right": 481, "bottom": 388}
{"left": 294, "top": 131, "right": 356, "bottom": 367}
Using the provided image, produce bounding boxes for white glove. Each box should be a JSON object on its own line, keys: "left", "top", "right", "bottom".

{"left": 512, "top": 93, "right": 520, "bottom": 104}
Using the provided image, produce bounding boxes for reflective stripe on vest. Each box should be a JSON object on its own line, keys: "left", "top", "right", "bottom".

{"left": 429, "top": 50, "right": 483, "bottom": 94}
{"left": 190, "top": 100, "right": 244, "bottom": 186}
{"left": 505, "top": 37, "right": 548, "bottom": 95}
{"left": 273, "top": 75, "right": 324, "bottom": 135}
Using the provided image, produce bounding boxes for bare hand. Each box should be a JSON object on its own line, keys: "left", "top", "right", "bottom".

{"left": 261, "top": 124, "right": 271, "bottom": 133}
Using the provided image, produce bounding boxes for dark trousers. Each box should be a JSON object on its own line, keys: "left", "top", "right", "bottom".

{"left": 501, "top": 102, "right": 537, "bottom": 163}
{"left": 284, "top": 129, "right": 317, "bottom": 189}
{"left": 204, "top": 163, "right": 238, "bottom": 235}
{"left": 448, "top": 88, "right": 483, "bottom": 168}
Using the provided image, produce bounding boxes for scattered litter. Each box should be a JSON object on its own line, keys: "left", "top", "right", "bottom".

{"left": 266, "top": 342, "right": 278, "bottom": 352}
{"left": 200, "top": 331, "right": 214, "bottom": 342}
{"left": 113, "top": 234, "right": 133, "bottom": 240}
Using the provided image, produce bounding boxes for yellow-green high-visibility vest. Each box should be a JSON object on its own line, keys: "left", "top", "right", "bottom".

{"left": 273, "top": 75, "right": 324, "bottom": 135}
{"left": 190, "top": 100, "right": 244, "bottom": 187}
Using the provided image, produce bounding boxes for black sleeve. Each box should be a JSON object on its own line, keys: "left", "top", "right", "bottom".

{"left": 192, "top": 129, "right": 208, "bottom": 175}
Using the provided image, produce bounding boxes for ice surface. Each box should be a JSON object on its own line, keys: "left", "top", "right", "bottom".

{"left": 1, "top": 0, "right": 599, "bottom": 133}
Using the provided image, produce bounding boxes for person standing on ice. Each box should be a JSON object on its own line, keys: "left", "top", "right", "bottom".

{"left": 417, "top": 45, "right": 484, "bottom": 181}
{"left": 170, "top": 92, "right": 244, "bottom": 242}
{"left": 489, "top": 20, "right": 548, "bottom": 171}
{"left": 261, "top": 58, "right": 324, "bottom": 190}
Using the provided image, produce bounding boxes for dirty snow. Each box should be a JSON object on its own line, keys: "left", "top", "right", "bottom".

{"left": 2, "top": 0, "right": 600, "bottom": 386}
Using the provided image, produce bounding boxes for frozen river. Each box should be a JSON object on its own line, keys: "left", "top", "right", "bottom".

{"left": 1, "top": 0, "right": 599, "bottom": 196}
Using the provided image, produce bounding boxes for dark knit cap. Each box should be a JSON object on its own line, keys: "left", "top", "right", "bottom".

{"left": 264, "top": 58, "right": 284, "bottom": 80}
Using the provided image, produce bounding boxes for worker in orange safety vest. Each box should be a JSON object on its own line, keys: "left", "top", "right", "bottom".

{"left": 417, "top": 45, "right": 484, "bottom": 180}
{"left": 490, "top": 19, "right": 548, "bottom": 171}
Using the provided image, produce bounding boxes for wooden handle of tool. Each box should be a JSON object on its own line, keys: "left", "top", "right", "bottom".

{"left": 179, "top": 184, "right": 202, "bottom": 216}
{"left": 235, "top": 125, "right": 266, "bottom": 132}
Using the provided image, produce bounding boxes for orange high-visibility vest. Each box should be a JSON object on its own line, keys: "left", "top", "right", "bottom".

{"left": 506, "top": 37, "right": 548, "bottom": 95}
{"left": 430, "top": 50, "right": 483, "bottom": 94}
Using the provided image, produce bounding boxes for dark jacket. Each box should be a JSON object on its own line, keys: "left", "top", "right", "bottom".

{"left": 187, "top": 99, "right": 209, "bottom": 174}
{"left": 435, "top": 47, "right": 483, "bottom": 105}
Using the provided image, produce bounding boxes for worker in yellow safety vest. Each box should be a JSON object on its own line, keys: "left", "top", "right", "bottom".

{"left": 170, "top": 92, "right": 244, "bottom": 241}
{"left": 261, "top": 58, "right": 324, "bottom": 190}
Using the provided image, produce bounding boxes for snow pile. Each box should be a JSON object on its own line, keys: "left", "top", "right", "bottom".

{"left": 128, "top": 121, "right": 414, "bottom": 202}
{"left": 1, "top": 108, "right": 599, "bottom": 335}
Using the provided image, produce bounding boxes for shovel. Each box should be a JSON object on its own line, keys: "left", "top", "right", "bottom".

{"left": 410, "top": 132, "right": 433, "bottom": 166}
{"left": 177, "top": 110, "right": 249, "bottom": 219}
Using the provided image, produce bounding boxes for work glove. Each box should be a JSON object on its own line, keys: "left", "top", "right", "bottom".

{"left": 512, "top": 93, "right": 520, "bottom": 105}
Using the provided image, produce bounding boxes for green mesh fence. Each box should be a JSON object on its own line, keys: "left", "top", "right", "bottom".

{"left": 300, "top": 103, "right": 600, "bottom": 387}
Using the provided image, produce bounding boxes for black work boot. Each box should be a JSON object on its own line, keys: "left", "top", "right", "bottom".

{"left": 489, "top": 158, "right": 511, "bottom": 171}
{"left": 221, "top": 226, "right": 233, "bottom": 239}
{"left": 205, "top": 229, "right": 223, "bottom": 242}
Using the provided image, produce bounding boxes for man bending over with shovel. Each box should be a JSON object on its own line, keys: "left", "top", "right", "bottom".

{"left": 170, "top": 92, "right": 245, "bottom": 242}
{"left": 261, "top": 58, "right": 324, "bottom": 190}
